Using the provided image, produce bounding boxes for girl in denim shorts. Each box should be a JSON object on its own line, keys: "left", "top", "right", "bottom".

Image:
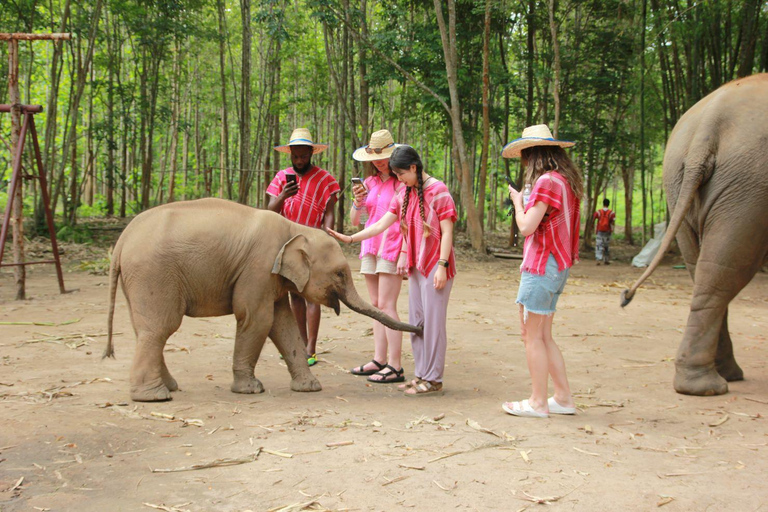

{"left": 500, "top": 125, "right": 584, "bottom": 418}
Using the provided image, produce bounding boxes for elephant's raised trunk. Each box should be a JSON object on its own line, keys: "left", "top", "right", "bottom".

{"left": 340, "top": 282, "right": 423, "bottom": 336}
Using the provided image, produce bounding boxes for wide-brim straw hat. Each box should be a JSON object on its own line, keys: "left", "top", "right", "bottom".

{"left": 352, "top": 129, "right": 398, "bottom": 161}
{"left": 502, "top": 124, "right": 575, "bottom": 158}
{"left": 274, "top": 128, "right": 328, "bottom": 155}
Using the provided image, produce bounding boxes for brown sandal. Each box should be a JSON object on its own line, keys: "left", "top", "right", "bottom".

{"left": 404, "top": 380, "right": 443, "bottom": 396}
{"left": 397, "top": 378, "right": 422, "bottom": 390}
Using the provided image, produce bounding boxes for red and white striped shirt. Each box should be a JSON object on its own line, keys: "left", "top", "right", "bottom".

{"left": 266, "top": 166, "right": 340, "bottom": 228}
{"left": 388, "top": 178, "right": 457, "bottom": 279}
{"left": 521, "top": 171, "right": 580, "bottom": 275}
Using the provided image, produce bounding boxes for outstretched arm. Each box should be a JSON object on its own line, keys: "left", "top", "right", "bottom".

{"left": 328, "top": 211, "right": 398, "bottom": 243}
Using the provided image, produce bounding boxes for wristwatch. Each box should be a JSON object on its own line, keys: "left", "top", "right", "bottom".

{"left": 437, "top": 259, "right": 449, "bottom": 268}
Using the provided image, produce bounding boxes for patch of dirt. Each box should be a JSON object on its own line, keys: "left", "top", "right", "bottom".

{"left": 1, "top": 239, "right": 766, "bottom": 511}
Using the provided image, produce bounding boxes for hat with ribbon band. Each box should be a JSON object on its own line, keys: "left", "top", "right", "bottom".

{"left": 274, "top": 128, "right": 329, "bottom": 155}
{"left": 502, "top": 124, "right": 575, "bottom": 158}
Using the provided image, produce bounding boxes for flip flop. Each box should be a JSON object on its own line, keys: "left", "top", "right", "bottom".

{"left": 548, "top": 397, "right": 576, "bottom": 415}
{"left": 367, "top": 365, "right": 405, "bottom": 384}
{"left": 502, "top": 400, "right": 548, "bottom": 418}
{"left": 350, "top": 359, "right": 386, "bottom": 376}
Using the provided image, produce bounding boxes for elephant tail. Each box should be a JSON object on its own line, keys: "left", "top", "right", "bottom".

{"left": 103, "top": 244, "right": 120, "bottom": 359}
{"left": 621, "top": 143, "right": 714, "bottom": 307}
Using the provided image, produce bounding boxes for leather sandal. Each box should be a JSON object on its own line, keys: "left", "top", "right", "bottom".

{"left": 350, "top": 359, "right": 386, "bottom": 376}
{"left": 404, "top": 380, "right": 443, "bottom": 396}
{"left": 367, "top": 365, "right": 405, "bottom": 384}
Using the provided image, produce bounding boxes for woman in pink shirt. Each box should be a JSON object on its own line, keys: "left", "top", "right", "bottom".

{"left": 348, "top": 130, "right": 406, "bottom": 384}
{"left": 329, "top": 145, "right": 457, "bottom": 396}
{"left": 501, "top": 125, "right": 582, "bottom": 418}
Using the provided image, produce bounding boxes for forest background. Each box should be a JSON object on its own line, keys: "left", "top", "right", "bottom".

{"left": 1, "top": 0, "right": 766, "bottom": 255}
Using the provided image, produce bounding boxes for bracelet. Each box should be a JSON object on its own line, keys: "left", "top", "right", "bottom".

{"left": 352, "top": 202, "right": 362, "bottom": 210}
{"left": 348, "top": 235, "right": 354, "bottom": 244}
{"left": 400, "top": 250, "right": 407, "bottom": 254}
{"left": 437, "top": 259, "right": 449, "bottom": 268}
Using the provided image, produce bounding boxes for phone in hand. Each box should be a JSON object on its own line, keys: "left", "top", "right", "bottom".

{"left": 351, "top": 177, "right": 366, "bottom": 190}
{"left": 285, "top": 173, "right": 297, "bottom": 186}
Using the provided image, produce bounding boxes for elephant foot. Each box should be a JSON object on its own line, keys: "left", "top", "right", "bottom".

{"left": 291, "top": 376, "right": 322, "bottom": 392}
{"left": 716, "top": 359, "right": 744, "bottom": 382}
{"left": 131, "top": 379, "right": 172, "bottom": 402}
{"left": 231, "top": 375, "right": 265, "bottom": 394}
{"left": 162, "top": 371, "right": 179, "bottom": 392}
{"left": 673, "top": 364, "right": 729, "bottom": 396}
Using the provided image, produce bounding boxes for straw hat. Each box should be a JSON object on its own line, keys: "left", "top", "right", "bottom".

{"left": 274, "top": 128, "right": 328, "bottom": 155}
{"left": 501, "top": 124, "right": 575, "bottom": 158}
{"left": 352, "top": 129, "right": 398, "bottom": 161}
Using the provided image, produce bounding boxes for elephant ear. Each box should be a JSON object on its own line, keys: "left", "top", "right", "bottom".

{"left": 272, "top": 234, "right": 310, "bottom": 293}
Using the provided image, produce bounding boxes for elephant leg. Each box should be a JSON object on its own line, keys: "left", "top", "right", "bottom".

{"left": 125, "top": 281, "right": 184, "bottom": 402}
{"left": 715, "top": 309, "right": 743, "bottom": 382}
{"left": 270, "top": 296, "right": 321, "bottom": 392}
{"left": 673, "top": 224, "right": 757, "bottom": 396}
{"left": 129, "top": 318, "right": 183, "bottom": 402}
{"left": 230, "top": 303, "right": 273, "bottom": 395}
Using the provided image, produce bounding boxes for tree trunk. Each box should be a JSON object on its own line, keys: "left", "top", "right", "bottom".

{"left": 478, "top": 0, "right": 491, "bottom": 229}
{"left": 548, "top": 0, "right": 561, "bottom": 137}
{"left": 433, "top": 0, "right": 485, "bottom": 253}
{"left": 237, "top": 0, "right": 252, "bottom": 204}
{"left": 217, "top": 0, "right": 230, "bottom": 199}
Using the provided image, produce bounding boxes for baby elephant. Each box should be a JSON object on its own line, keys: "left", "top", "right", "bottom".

{"left": 104, "top": 198, "right": 420, "bottom": 402}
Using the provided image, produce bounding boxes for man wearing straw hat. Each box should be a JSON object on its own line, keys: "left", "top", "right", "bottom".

{"left": 267, "top": 128, "right": 340, "bottom": 366}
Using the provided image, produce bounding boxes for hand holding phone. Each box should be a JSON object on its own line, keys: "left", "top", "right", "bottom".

{"left": 283, "top": 173, "right": 299, "bottom": 198}
{"left": 351, "top": 177, "right": 366, "bottom": 190}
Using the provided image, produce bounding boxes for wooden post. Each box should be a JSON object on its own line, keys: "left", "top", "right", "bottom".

{"left": 8, "top": 38, "right": 25, "bottom": 300}
{"left": 1, "top": 33, "right": 71, "bottom": 299}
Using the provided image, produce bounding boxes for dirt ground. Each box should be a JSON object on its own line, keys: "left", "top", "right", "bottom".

{"left": 1, "top": 238, "right": 767, "bottom": 511}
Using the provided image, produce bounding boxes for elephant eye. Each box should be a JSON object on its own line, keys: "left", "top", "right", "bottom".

{"left": 335, "top": 270, "right": 345, "bottom": 279}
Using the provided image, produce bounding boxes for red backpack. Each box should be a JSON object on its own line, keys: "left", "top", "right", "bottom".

{"left": 595, "top": 209, "right": 614, "bottom": 232}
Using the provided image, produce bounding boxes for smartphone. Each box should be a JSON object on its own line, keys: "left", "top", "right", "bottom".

{"left": 285, "top": 173, "right": 297, "bottom": 186}
{"left": 351, "top": 177, "right": 366, "bottom": 190}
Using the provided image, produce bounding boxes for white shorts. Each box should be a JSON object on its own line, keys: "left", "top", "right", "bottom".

{"left": 360, "top": 254, "right": 398, "bottom": 275}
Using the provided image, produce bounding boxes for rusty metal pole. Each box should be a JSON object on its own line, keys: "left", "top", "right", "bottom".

{"left": 8, "top": 38, "right": 26, "bottom": 300}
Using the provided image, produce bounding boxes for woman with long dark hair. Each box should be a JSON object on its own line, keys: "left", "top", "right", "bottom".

{"left": 329, "top": 145, "right": 457, "bottom": 396}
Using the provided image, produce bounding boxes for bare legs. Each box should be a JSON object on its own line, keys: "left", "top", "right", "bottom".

{"left": 363, "top": 272, "right": 403, "bottom": 381}
{"left": 517, "top": 306, "right": 573, "bottom": 414}
{"left": 290, "top": 292, "right": 320, "bottom": 358}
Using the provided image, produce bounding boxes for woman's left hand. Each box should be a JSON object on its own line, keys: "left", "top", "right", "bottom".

{"left": 434, "top": 266, "right": 447, "bottom": 290}
{"left": 327, "top": 228, "right": 352, "bottom": 243}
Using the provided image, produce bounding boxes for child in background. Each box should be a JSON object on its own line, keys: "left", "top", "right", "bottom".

{"left": 501, "top": 124, "right": 582, "bottom": 417}
{"left": 328, "top": 145, "right": 457, "bottom": 396}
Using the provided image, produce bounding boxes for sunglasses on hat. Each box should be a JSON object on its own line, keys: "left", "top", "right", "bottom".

{"left": 364, "top": 142, "right": 395, "bottom": 154}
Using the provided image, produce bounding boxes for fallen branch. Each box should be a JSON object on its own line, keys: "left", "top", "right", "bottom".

{"left": 142, "top": 503, "right": 192, "bottom": 512}
{"left": 151, "top": 449, "right": 261, "bottom": 473}
{"left": 0, "top": 318, "right": 81, "bottom": 326}
{"left": 428, "top": 440, "right": 508, "bottom": 463}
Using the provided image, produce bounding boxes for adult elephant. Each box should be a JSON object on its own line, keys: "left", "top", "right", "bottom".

{"left": 104, "top": 198, "right": 421, "bottom": 402}
{"left": 621, "top": 74, "right": 768, "bottom": 396}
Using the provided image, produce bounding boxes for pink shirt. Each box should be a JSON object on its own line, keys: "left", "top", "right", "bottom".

{"left": 266, "top": 166, "right": 340, "bottom": 228}
{"left": 388, "top": 178, "right": 457, "bottom": 279}
{"left": 521, "top": 171, "right": 580, "bottom": 275}
{"left": 360, "top": 175, "right": 404, "bottom": 263}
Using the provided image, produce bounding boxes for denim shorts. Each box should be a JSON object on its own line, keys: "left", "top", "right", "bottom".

{"left": 516, "top": 254, "right": 570, "bottom": 320}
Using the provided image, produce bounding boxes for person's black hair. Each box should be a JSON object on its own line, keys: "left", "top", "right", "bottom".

{"left": 389, "top": 146, "right": 431, "bottom": 238}
{"left": 603, "top": 198, "right": 610, "bottom": 207}
{"left": 389, "top": 145, "right": 423, "bottom": 173}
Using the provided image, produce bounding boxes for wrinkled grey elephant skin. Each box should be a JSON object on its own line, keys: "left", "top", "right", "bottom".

{"left": 622, "top": 74, "right": 768, "bottom": 396}
{"left": 104, "top": 198, "right": 422, "bottom": 402}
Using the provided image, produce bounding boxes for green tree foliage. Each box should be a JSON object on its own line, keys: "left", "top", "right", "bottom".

{"left": 0, "top": 0, "right": 765, "bottom": 249}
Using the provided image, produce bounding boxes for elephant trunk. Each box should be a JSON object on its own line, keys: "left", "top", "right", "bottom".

{"left": 340, "top": 283, "right": 423, "bottom": 336}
